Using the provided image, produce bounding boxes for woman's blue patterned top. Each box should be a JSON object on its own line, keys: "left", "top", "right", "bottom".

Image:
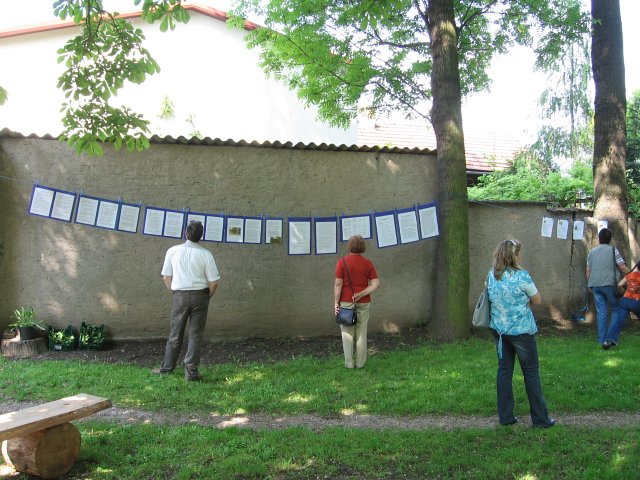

{"left": 487, "top": 268, "right": 538, "bottom": 335}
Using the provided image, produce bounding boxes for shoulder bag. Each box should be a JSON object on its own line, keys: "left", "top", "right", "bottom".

{"left": 472, "top": 273, "right": 491, "bottom": 328}
{"left": 336, "top": 257, "right": 358, "bottom": 326}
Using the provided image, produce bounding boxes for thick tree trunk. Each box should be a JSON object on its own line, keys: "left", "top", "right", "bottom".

{"left": 427, "top": 0, "right": 470, "bottom": 339}
{"left": 591, "top": 0, "right": 629, "bottom": 256}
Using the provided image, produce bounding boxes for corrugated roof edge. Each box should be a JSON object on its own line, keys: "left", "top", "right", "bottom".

{"left": 0, "top": 129, "right": 436, "bottom": 155}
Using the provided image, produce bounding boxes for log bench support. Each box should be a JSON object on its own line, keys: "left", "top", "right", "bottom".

{"left": 0, "top": 394, "right": 112, "bottom": 479}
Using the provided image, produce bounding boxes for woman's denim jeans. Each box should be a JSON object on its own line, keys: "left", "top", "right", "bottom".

{"left": 493, "top": 333, "right": 551, "bottom": 426}
{"left": 591, "top": 286, "right": 619, "bottom": 344}
{"left": 605, "top": 296, "right": 640, "bottom": 344}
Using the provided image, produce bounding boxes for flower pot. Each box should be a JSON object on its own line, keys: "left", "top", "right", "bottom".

{"left": 18, "top": 326, "right": 37, "bottom": 341}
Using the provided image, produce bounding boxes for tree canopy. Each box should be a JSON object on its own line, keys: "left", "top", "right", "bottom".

{"left": 52, "top": 0, "right": 190, "bottom": 156}
{"left": 230, "top": 0, "right": 588, "bottom": 128}
{"left": 529, "top": 4, "right": 594, "bottom": 169}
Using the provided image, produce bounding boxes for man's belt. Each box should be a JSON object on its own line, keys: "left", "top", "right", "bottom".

{"left": 175, "top": 288, "right": 209, "bottom": 294}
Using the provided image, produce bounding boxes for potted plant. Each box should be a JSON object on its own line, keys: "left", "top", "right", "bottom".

{"left": 47, "top": 325, "right": 76, "bottom": 351}
{"left": 9, "top": 307, "right": 46, "bottom": 341}
{"left": 79, "top": 322, "right": 105, "bottom": 350}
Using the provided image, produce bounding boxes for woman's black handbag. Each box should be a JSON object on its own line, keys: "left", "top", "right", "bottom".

{"left": 336, "top": 305, "right": 358, "bottom": 326}
{"left": 336, "top": 257, "right": 358, "bottom": 326}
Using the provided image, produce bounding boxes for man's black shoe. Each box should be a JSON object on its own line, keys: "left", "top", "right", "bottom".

{"left": 533, "top": 418, "right": 556, "bottom": 429}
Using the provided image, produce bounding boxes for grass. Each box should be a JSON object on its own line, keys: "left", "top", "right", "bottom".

{"left": 1, "top": 333, "right": 639, "bottom": 416}
{"left": 1, "top": 330, "right": 640, "bottom": 479}
{"left": 16, "top": 423, "right": 639, "bottom": 479}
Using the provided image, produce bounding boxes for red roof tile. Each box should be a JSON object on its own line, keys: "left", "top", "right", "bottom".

{"left": 0, "top": 3, "right": 258, "bottom": 39}
{"left": 357, "top": 120, "right": 522, "bottom": 173}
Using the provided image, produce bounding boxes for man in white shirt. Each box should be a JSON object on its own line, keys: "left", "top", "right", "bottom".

{"left": 152, "top": 221, "right": 220, "bottom": 381}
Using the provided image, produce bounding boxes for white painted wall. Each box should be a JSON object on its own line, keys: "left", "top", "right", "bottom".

{"left": 0, "top": 11, "right": 357, "bottom": 144}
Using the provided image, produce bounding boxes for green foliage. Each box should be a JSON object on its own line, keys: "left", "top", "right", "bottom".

{"left": 529, "top": 0, "right": 593, "bottom": 168}
{"left": 627, "top": 173, "right": 640, "bottom": 219}
{"left": 134, "top": 0, "right": 190, "bottom": 31}
{"left": 157, "top": 95, "right": 175, "bottom": 119}
{"left": 186, "top": 113, "right": 202, "bottom": 139}
{"left": 52, "top": 1, "right": 189, "bottom": 156}
{"left": 79, "top": 322, "right": 105, "bottom": 349}
{"left": 8, "top": 306, "right": 46, "bottom": 330}
{"left": 0, "top": 86, "right": 7, "bottom": 105}
{"left": 468, "top": 151, "right": 593, "bottom": 207}
{"left": 48, "top": 325, "right": 76, "bottom": 350}
{"left": 530, "top": 122, "right": 594, "bottom": 168}
{"left": 230, "top": 0, "right": 589, "bottom": 128}
{"left": 627, "top": 90, "right": 640, "bottom": 184}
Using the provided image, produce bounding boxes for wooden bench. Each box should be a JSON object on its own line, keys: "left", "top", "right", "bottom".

{"left": 0, "top": 393, "right": 112, "bottom": 479}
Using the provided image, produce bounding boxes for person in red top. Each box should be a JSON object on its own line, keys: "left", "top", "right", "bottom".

{"left": 334, "top": 235, "right": 380, "bottom": 368}
{"left": 604, "top": 260, "right": 640, "bottom": 349}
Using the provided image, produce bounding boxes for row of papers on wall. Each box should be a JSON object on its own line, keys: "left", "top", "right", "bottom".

{"left": 27, "top": 183, "right": 439, "bottom": 255}
{"left": 541, "top": 217, "right": 608, "bottom": 240}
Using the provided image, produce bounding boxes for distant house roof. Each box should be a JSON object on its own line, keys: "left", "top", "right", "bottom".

{"left": 0, "top": 3, "right": 258, "bottom": 39}
{"left": 357, "top": 120, "right": 522, "bottom": 174}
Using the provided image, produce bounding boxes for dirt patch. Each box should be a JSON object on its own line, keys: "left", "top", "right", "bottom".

{"left": 23, "top": 327, "right": 436, "bottom": 367}
{"left": 17, "top": 318, "right": 639, "bottom": 367}
{"left": 1, "top": 398, "right": 639, "bottom": 432}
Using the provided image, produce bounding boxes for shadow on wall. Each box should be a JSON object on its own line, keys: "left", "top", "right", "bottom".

{"left": 0, "top": 144, "right": 20, "bottom": 331}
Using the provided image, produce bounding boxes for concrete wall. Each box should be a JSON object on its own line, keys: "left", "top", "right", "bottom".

{"left": 0, "top": 138, "right": 438, "bottom": 340}
{"left": 1, "top": 138, "right": 635, "bottom": 340}
{"left": 470, "top": 202, "right": 588, "bottom": 323}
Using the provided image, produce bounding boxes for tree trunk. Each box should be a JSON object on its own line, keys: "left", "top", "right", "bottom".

{"left": 591, "top": 0, "right": 629, "bottom": 257}
{"left": 2, "top": 423, "right": 81, "bottom": 479}
{"left": 427, "top": 0, "right": 470, "bottom": 339}
{"left": 1, "top": 338, "right": 47, "bottom": 358}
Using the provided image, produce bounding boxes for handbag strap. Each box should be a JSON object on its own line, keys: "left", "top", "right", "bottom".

{"left": 613, "top": 245, "right": 640, "bottom": 281}
{"left": 342, "top": 257, "right": 355, "bottom": 303}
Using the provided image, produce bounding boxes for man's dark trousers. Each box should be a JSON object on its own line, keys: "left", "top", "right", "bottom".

{"left": 160, "top": 289, "right": 209, "bottom": 378}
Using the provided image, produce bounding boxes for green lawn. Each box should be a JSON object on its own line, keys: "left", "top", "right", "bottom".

{"left": 1, "top": 333, "right": 639, "bottom": 416}
{"left": 63, "top": 423, "right": 636, "bottom": 480}
{"left": 1, "top": 330, "right": 639, "bottom": 479}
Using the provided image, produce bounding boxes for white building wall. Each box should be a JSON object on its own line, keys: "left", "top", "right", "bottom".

{"left": 0, "top": 12, "right": 357, "bottom": 144}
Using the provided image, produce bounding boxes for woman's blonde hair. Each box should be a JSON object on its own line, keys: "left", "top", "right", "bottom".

{"left": 492, "top": 239, "right": 522, "bottom": 280}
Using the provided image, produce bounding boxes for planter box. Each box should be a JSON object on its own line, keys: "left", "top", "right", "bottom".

{"left": 47, "top": 325, "right": 76, "bottom": 351}
{"left": 78, "top": 322, "right": 105, "bottom": 350}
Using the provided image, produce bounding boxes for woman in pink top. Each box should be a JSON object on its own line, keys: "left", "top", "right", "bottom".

{"left": 334, "top": 235, "right": 380, "bottom": 368}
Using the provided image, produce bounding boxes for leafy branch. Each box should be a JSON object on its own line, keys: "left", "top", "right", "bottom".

{"left": 52, "top": 0, "right": 189, "bottom": 156}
